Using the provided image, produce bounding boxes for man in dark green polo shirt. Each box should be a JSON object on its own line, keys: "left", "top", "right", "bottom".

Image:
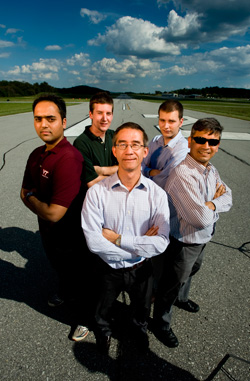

{"left": 74, "top": 92, "right": 118, "bottom": 187}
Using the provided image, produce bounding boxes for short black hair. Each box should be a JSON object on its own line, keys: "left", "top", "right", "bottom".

{"left": 89, "top": 91, "right": 114, "bottom": 113}
{"left": 158, "top": 100, "right": 183, "bottom": 119}
{"left": 191, "top": 118, "right": 224, "bottom": 138}
{"left": 33, "top": 94, "right": 66, "bottom": 121}
{"left": 113, "top": 122, "right": 148, "bottom": 147}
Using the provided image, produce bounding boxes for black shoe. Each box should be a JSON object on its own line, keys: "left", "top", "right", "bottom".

{"left": 174, "top": 299, "right": 200, "bottom": 313}
{"left": 96, "top": 335, "right": 111, "bottom": 355}
{"left": 154, "top": 327, "right": 179, "bottom": 348}
{"left": 48, "top": 293, "right": 64, "bottom": 307}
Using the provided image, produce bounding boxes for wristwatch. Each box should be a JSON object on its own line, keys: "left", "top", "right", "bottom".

{"left": 26, "top": 191, "right": 35, "bottom": 200}
{"left": 115, "top": 235, "right": 121, "bottom": 247}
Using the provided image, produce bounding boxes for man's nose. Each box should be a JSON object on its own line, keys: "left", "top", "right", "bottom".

{"left": 124, "top": 144, "right": 134, "bottom": 152}
{"left": 203, "top": 141, "right": 210, "bottom": 148}
{"left": 41, "top": 118, "right": 47, "bottom": 127}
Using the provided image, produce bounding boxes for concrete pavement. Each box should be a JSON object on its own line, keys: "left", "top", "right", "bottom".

{"left": 0, "top": 98, "right": 249, "bottom": 380}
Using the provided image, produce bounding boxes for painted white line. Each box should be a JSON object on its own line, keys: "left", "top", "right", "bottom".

{"left": 155, "top": 126, "right": 250, "bottom": 140}
{"left": 218, "top": 132, "right": 250, "bottom": 140}
{"left": 65, "top": 116, "right": 250, "bottom": 141}
{"left": 143, "top": 114, "right": 197, "bottom": 127}
{"left": 65, "top": 118, "right": 91, "bottom": 137}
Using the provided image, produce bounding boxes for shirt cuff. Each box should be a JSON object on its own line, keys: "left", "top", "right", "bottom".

{"left": 120, "top": 235, "right": 135, "bottom": 252}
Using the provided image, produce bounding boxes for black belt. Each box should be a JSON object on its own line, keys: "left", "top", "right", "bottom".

{"left": 117, "top": 259, "right": 148, "bottom": 272}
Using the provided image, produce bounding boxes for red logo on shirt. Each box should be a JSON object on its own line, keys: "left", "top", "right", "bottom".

{"left": 42, "top": 169, "right": 49, "bottom": 179}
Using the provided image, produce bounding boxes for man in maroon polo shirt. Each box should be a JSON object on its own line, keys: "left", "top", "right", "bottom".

{"left": 20, "top": 94, "right": 87, "bottom": 317}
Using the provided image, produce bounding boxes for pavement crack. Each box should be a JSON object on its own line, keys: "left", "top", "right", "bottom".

{"left": 0, "top": 137, "right": 38, "bottom": 172}
{"left": 219, "top": 147, "right": 250, "bottom": 166}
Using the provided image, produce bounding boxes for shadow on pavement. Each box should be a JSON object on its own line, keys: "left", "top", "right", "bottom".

{"left": 73, "top": 300, "right": 197, "bottom": 380}
{"left": 73, "top": 340, "right": 197, "bottom": 381}
{"left": 0, "top": 226, "right": 75, "bottom": 325}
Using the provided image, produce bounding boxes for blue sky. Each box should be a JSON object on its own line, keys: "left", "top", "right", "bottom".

{"left": 1, "top": 0, "right": 250, "bottom": 93}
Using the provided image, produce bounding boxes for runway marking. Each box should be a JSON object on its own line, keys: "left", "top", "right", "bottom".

{"left": 143, "top": 114, "right": 197, "bottom": 127}
{"left": 65, "top": 116, "right": 250, "bottom": 141}
{"left": 64, "top": 118, "right": 91, "bottom": 137}
{"left": 155, "top": 127, "right": 250, "bottom": 140}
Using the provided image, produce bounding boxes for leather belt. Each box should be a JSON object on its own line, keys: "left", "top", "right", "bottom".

{"left": 117, "top": 259, "right": 147, "bottom": 272}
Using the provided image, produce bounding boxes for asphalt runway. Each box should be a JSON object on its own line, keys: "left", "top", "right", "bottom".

{"left": 0, "top": 97, "right": 249, "bottom": 380}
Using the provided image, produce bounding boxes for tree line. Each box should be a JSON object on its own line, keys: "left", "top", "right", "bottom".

{"left": 1, "top": 80, "right": 250, "bottom": 99}
{"left": 0, "top": 81, "right": 104, "bottom": 98}
{"left": 165, "top": 86, "right": 250, "bottom": 99}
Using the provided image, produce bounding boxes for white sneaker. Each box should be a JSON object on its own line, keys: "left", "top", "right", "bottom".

{"left": 72, "top": 325, "right": 89, "bottom": 341}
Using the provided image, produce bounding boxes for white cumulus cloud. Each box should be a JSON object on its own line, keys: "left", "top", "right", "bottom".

{"left": 45, "top": 45, "right": 62, "bottom": 51}
{"left": 0, "top": 40, "right": 14, "bottom": 48}
{"left": 6, "top": 28, "right": 22, "bottom": 34}
{"left": 88, "top": 16, "right": 182, "bottom": 58}
{"left": 66, "top": 52, "right": 91, "bottom": 67}
{"left": 0, "top": 52, "right": 10, "bottom": 58}
{"left": 85, "top": 56, "right": 166, "bottom": 85}
{"left": 158, "top": 0, "right": 250, "bottom": 44}
{"left": 80, "top": 8, "right": 107, "bottom": 24}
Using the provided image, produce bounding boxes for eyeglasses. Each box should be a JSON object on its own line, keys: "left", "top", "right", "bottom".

{"left": 192, "top": 136, "right": 220, "bottom": 146}
{"left": 115, "top": 143, "right": 145, "bottom": 151}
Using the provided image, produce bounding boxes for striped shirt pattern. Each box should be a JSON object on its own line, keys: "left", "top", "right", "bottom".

{"left": 165, "top": 154, "right": 232, "bottom": 244}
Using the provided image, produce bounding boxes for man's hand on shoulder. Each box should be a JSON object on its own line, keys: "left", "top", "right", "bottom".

{"left": 94, "top": 165, "right": 118, "bottom": 176}
{"left": 149, "top": 169, "right": 161, "bottom": 177}
{"left": 94, "top": 166, "right": 104, "bottom": 176}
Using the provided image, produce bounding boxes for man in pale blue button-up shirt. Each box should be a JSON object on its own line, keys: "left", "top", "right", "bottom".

{"left": 142, "top": 100, "right": 189, "bottom": 297}
{"left": 142, "top": 100, "right": 189, "bottom": 189}
{"left": 82, "top": 122, "right": 170, "bottom": 354}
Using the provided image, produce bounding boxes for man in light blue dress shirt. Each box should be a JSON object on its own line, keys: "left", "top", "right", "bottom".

{"left": 82, "top": 122, "right": 170, "bottom": 354}
{"left": 142, "top": 100, "right": 189, "bottom": 189}
{"left": 153, "top": 118, "right": 232, "bottom": 348}
{"left": 142, "top": 100, "right": 189, "bottom": 295}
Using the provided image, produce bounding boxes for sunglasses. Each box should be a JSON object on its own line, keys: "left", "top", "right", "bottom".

{"left": 192, "top": 136, "right": 220, "bottom": 146}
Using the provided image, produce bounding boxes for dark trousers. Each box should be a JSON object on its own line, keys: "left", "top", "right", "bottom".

{"left": 40, "top": 230, "right": 90, "bottom": 299}
{"left": 95, "top": 258, "right": 153, "bottom": 337}
{"left": 153, "top": 237, "right": 206, "bottom": 329}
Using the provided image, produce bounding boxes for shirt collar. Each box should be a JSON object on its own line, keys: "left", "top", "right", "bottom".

{"left": 84, "top": 125, "right": 105, "bottom": 143}
{"left": 110, "top": 172, "right": 147, "bottom": 191}
{"left": 164, "top": 130, "right": 183, "bottom": 148}
{"left": 44, "top": 137, "right": 68, "bottom": 154}
{"left": 186, "top": 153, "right": 212, "bottom": 174}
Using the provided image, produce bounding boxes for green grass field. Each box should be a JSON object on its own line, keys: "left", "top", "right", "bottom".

{"left": 181, "top": 100, "right": 250, "bottom": 121}
{"left": 0, "top": 96, "right": 249, "bottom": 120}
{"left": 0, "top": 97, "right": 85, "bottom": 117}
{"left": 146, "top": 99, "right": 250, "bottom": 121}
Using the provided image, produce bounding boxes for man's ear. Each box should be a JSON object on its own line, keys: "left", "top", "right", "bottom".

{"left": 143, "top": 146, "right": 149, "bottom": 158}
{"left": 62, "top": 118, "right": 67, "bottom": 130}
{"left": 112, "top": 145, "right": 117, "bottom": 158}
{"left": 188, "top": 136, "right": 191, "bottom": 148}
{"left": 89, "top": 110, "right": 93, "bottom": 120}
